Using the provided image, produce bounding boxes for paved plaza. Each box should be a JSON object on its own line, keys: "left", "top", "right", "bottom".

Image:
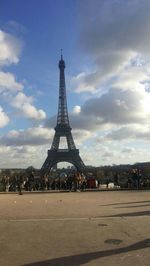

{"left": 0, "top": 190, "right": 150, "bottom": 266}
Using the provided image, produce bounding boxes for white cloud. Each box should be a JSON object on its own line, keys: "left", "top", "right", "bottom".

{"left": 122, "top": 147, "right": 135, "bottom": 153}
{"left": 81, "top": 86, "right": 150, "bottom": 125}
{"left": 80, "top": 0, "right": 150, "bottom": 57}
{"left": 0, "top": 127, "right": 53, "bottom": 146}
{"left": 72, "top": 129, "right": 92, "bottom": 145}
{"left": 0, "top": 145, "right": 46, "bottom": 168}
{"left": 0, "top": 126, "right": 54, "bottom": 168}
{"left": 70, "top": 72, "right": 96, "bottom": 93}
{"left": 0, "top": 71, "right": 23, "bottom": 93}
{"left": 11, "top": 92, "right": 46, "bottom": 120}
{"left": 0, "top": 29, "right": 22, "bottom": 66}
{"left": 113, "top": 65, "right": 150, "bottom": 90}
{"left": 0, "top": 30, "right": 46, "bottom": 122}
{"left": 72, "top": 105, "right": 81, "bottom": 114}
{"left": 105, "top": 125, "right": 150, "bottom": 142}
{"left": 0, "top": 106, "right": 9, "bottom": 128}
{"left": 48, "top": 79, "right": 150, "bottom": 130}
{"left": 76, "top": 0, "right": 150, "bottom": 92}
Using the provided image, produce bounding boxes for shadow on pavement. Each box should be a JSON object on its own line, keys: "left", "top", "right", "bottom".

{"left": 22, "top": 239, "right": 150, "bottom": 266}
{"left": 116, "top": 203, "right": 150, "bottom": 209}
{"left": 100, "top": 200, "right": 150, "bottom": 206}
{"left": 100, "top": 210, "right": 150, "bottom": 217}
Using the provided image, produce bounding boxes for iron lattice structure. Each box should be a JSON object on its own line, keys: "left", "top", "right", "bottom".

{"left": 41, "top": 54, "right": 85, "bottom": 174}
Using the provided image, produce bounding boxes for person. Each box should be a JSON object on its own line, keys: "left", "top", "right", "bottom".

{"left": 81, "top": 173, "right": 86, "bottom": 191}
{"left": 67, "top": 172, "right": 73, "bottom": 191}
{"left": 16, "top": 175, "right": 23, "bottom": 195}
{"left": 114, "top": 173, "right": 119, "bottom": 186}
{"left": 76, "top": 172, "right": 81, "bottom": 191}
{"left": 28, "top": 171, "right": 35, "bottom": 191}
{"left": 106, "top": 178, "right": 109, "bottom": 188}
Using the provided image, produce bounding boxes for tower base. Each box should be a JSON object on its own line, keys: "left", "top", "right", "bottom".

{"left": 41, "top": 149, "right": 85, "bottom": 175}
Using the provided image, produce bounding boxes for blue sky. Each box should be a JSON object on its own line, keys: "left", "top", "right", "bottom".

{"left": 1, "top": 0, "right": 150, "bottom": 168}
{"left": 0, "top": 0, "right": 82, "bottom": 113}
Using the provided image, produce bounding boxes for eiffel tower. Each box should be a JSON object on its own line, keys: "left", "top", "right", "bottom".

{"left": 41, "top": 53, "right": 85, "bottom": 174}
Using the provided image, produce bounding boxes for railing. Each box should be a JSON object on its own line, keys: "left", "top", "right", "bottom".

{"left": 49, "top": 149, "right": 79, "bottom": 152}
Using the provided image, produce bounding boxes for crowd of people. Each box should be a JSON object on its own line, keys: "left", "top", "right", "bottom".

{"left": 0, "top": 168, "right": 150, "bottom": 194}
{"left": 0, "top": 171, "right": 88, "bottom": 193}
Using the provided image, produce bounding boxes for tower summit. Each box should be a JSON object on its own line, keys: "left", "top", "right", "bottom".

{"left": 56, "top": 51, "right": 70, "bottom": 127}
{"left": 41, "top": 54, "right": 85, "bottom": 174}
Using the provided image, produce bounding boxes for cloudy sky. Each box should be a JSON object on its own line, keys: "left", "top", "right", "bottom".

{"left": 1, "top": 0, "right": 150, "bottom": 168}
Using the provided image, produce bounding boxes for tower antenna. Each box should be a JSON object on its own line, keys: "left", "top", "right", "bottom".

{"left": 61, "top": 49, "right": 63, "bottom": 59}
